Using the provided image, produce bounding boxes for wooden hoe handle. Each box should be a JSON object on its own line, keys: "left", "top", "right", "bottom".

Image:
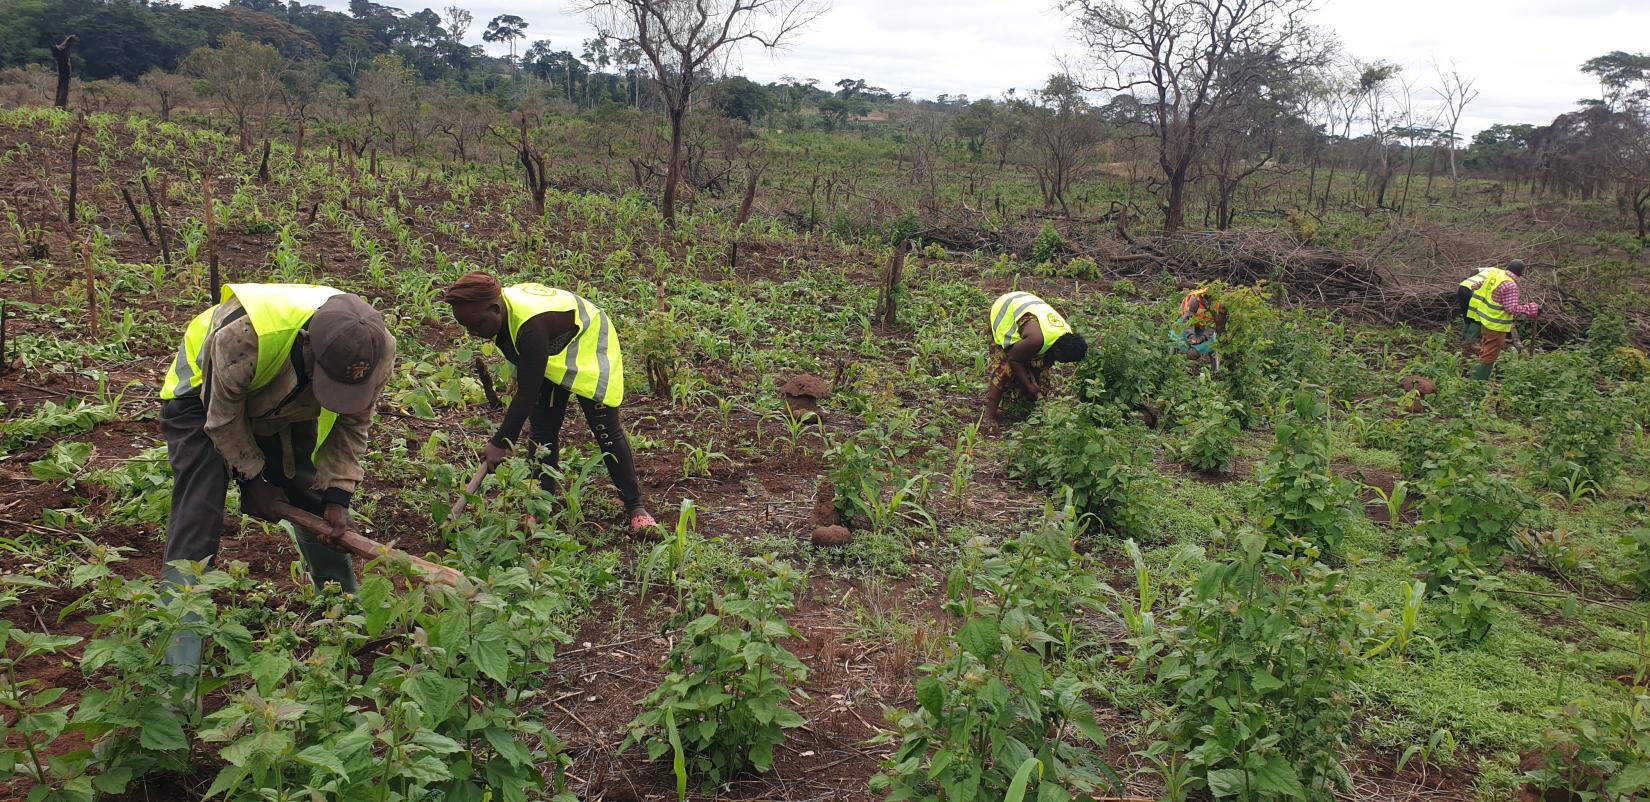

{"left": 448, "top": 463, "right": 491, "bottom": 519}
{"left": 271, "top": 501, "right": 469, "bottom": 588}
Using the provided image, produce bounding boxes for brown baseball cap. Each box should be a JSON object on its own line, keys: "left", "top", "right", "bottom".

{"left": 309, "top": 294, "right": 389, "bottom": 416}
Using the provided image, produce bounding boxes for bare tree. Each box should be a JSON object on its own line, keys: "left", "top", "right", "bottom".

{"left": 1066, "top": 0, "right": 1324, "bottom": 233}
{"left": 1432, "top": 60, "right": 1478, "bottom": 199}
{"left": 1018, "top": 75, "right": 1100, "bottom": 215}
{"left": 138, "top": 70, "right": 193, "bottom": 122}
{"left": 184, "top": 33, "right": 288, "bottom": 151}
{"left": 582, "top": 0, "right": 826, "bottom": 227}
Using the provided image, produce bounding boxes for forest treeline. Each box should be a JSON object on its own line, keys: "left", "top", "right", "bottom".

{"left": 1, "top": 0, "right": 1648, "bottom": 240}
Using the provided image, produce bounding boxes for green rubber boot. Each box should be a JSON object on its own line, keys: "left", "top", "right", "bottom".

{"left": 1470, "top": 363, "right": 1493, "bottom": 381}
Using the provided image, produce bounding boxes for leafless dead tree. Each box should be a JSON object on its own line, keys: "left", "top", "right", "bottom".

{"left": 1066, "top": 0, "right": 1325, "bottom": 233}
{"left": 581, "top": 0, "right": 826, "bottom": 227}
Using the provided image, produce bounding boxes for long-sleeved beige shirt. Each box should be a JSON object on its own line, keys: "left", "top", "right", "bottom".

{"left": 200, "top": 298, "right": 396, "bottom": 496}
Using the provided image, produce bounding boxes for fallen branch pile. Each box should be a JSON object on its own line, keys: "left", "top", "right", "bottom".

{"left": 918, "top": 211, "right": 1611, "bottom": 344}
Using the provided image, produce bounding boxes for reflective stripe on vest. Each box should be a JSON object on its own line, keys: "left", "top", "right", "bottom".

{"left": 1467, "top": 269, "right": 1517, "bottom": 332}
{"left": 503, "top": 283, "right": 625, "bottom": 407}
{"left": 990, "top": 292, "right": 1072, "bottom": 355}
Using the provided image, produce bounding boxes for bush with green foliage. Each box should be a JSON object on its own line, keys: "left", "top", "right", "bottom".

{"left": 1072, "top": 316, "right": 1189, "bottom": 417}
{"left": 871, "top": 510, "right": 1118, "bottom": 802}
{"left": 1210, "top": 283, "right": 1280, "bottom": 426}
{"left": 623, "top": 557, "right": 810, "bottom": 790}
{"left": 1250, "top": 390, "right": 1356, "bottom": 557}
{"left": 1031, "top": 222, "right": 1064, "bottom": 265}
{"left": 1522, "top": 692, "right": 1650, "bottom": 801}
{"left": 1172, "top": 376, "right": 1241, "bottom": 473}
{"left": 1009, "top": 402, "right": 1156, "bottom": 540}
{"left": 1622, "top": 528, "right": 1650, "bottom": 598}
{"left": 1144, "top": 531, "right": 1359, "bottom": 800}
{"left": 1532, "top": 389, "right": 1627, "bottom": 492}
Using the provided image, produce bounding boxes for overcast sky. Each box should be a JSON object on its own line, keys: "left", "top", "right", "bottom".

{"left": 321, "top": 0, "right": 1650, "bottom": 137}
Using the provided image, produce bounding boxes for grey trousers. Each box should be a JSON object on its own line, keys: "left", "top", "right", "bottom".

{"left": 160, "top": 397, "right": 356, "bottom": 671}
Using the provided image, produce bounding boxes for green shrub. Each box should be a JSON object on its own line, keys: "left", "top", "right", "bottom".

{"left": 1073, "top": 317, "right": 1189, "bottom": 417}
{"left": 1031, "top": 221, "right": 1063, "bottom": 265}
{"left": 1522, "top": 692, "right": 1650, "bottom": 801}
{"left": 1622, "top": 528, "right": 1650, "bottom": 598}
{"left": 1145, "top": 531, "right": 1359, "bottom": 800}
{"left": 1172, "top": 377, "right": 1240, "bottom": 473}
{"left": 623, "top": 557, "right": 810, "bottom": 789}
{"left": 871, "top": 512, "right": 1118, "bottom": 802}
{"left": 1532, "top": 390, "right": 1627, "bottom": 491}
{"left": 1250, "top": 390, "right": 1356, "bottom": 557}
{"left": 1009, "top": 403, "right": 1157, "bottom": 540}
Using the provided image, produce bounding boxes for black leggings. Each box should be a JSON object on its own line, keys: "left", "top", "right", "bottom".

{"left": 529, "top": 383, "right": 642, "bottom": 510}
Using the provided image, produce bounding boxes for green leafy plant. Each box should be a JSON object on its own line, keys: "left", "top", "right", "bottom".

{"left": 1009, "top": 402, "right": 1156, "bottom": 540}
{"left": 1143, "top": 531, "right": 1360, "bottom": 801}
{"left": 871, "top": 507, "right": 1118, "bottom": 802}
{"left": 0, "top": 622, "right": 97, "bottom": 801}
{"left": 1172, "top": 377, "right": 1240, "bottom": 473}
{"left": 623, "top": 556, "right": 810, "bottom": 792}
{"left": 1031, "top": 221, "right": 1063, "bottom": 265}
{"left": 1623, "top": 528, "right": 1650, "bottom": 598}
{"left": 1522, "top": 692, "right": 1650, "bottom": 801}
{"left": 1250, "top": 389, "right": 1355, "bottom": 557}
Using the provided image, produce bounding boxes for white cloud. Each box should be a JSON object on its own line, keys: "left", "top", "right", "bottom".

{"left": 297, "top": 0, "right": 1649, "bottom": 134}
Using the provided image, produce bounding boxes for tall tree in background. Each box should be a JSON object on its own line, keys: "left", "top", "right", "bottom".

{"left": 183, "top": 32, "right": 287, "bottom": 150}
{"left": 1432, "top": 60, "right": 1478, "bottom": 198}
{"left": 1019, "top": 74, "right": 1099, "bottom": 214}
{"left": 483, "top": 14, "right": 527, "bottom": 66}
{"left": 443, "top": 5, "right": 473, "bottom": 41}
{"left": 1066, "top": 0, "right": 1324, "bottom": 233}
{"left": 581, "top": 0, "right": 827, "bottom": 227}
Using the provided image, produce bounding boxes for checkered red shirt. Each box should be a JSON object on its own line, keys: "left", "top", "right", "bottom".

{"left": 1466, "top": 274, "right": 1541, "bottom": 318}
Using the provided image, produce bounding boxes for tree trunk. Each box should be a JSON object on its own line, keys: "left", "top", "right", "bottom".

{"left": 662, "top": 104, "right": 686, "bottom": 227}
{"left": 295, "top": 118, "right": 306, "bottom": 160}
{"left": 735, "top": 163, "right": 763, "bottom": 226}
{"left": 50, "top": 35, "right": 76, "bottom": 109}
{"left": 1448, "top": 146, "right": 1460, "bottom": 199}
{"left": 1164, "top": 163, "right": 1189, "bottom": 234}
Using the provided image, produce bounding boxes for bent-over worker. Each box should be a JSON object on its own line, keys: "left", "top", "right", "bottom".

{"left": 159, "top": 283, "right": 396, "bottom": 670}
{"left": 440, "top": 272, "right": 655, "bottom": 532}
{"left": 984, "top": 291, "right": 1089, "bottom": 422}
{"left": 1461, "top": 260, "right": 1540, "bottom": 379}
{"left": 1170, "top": 285, "right": 1227, "bottom": 361}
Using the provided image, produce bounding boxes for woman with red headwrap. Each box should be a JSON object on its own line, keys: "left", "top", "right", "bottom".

{"left": 441, "top": 271, "right": 655, "bottom": 532}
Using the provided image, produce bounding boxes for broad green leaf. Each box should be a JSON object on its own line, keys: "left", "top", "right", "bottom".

{"left": 916, "top": 677, "right": 945, "bottom": 719}
{"left": 470, "top": 627, "right": 511, "bottom": 685}
{"left": 1004, "top": 757, "right": 1042, "bottom": 802}
{"left": 135, "top": 703, "right": 187, "bottom": 752}
{"left": 957, "top": 618, "right": 1001, "bottom": 660}
{"left": 1206, "top": 767, "right": 1247, "bottom": 797}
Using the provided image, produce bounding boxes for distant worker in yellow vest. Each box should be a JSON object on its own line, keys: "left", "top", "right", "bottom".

{"left": 441, "top": 272, "right": 655, "bottom": 532}
{"left": 159, "top": 283, "right": 396, "bottom": 669}
{"left": 1461, "top": 260, "right": 1541, "bottom": 380}
{"left": 984, "top": 291, "right": 1089, "bottom": 422}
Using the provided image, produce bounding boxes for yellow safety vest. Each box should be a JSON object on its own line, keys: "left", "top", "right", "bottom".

{"left": 503, "top": 283, "right": 625, "bottom": 408}
{"left": 161, "top": 283, "right": 343, "bottom": 453}
{"left": 990, "top": 292, "right": 1072, "bottom": 355}
{"left": 1467, "top": 268, "right": 1517, "bottom": 332}
{"left": 1459, "top": 267, "right": 1492, "bottom": 289}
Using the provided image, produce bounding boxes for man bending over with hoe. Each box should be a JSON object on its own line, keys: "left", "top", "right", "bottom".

{"left": 984, "top": 290, "right": 1089, "bottom": 423}
{"left": 159, "top": 283, "right": 396, "bottom": 671}
{"left": 441, "top": 272, "right": 655, "bottom": 533}
{"left": 1460, "top": 259, "right": 1541, "bottom": 379}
